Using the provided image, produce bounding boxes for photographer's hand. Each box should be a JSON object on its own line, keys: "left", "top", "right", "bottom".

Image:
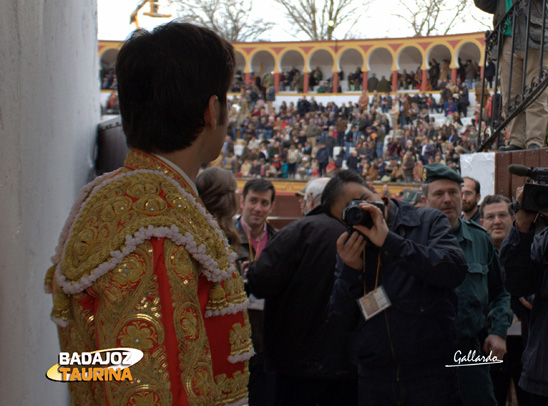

{"left": 519, "top": 296, "right": 533, "bottom": 310}
{"left": 515, "top": 186, "right": 536, "bottom": 232}
{"left": 337, "top": 231, "right": 366, "bottom": 270}
{"left": 241, "top": 260, "right": 251, "bottom": 278}
{"left": 353, "top": 202, "right": 389, "bottom": 247}
{"left": 483, "top": 334, "right": 507, "bottom": 361}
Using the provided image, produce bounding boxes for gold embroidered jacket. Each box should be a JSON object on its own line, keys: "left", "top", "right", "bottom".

{"left": 45, "top": 149, "right": 252, "bottom": 406}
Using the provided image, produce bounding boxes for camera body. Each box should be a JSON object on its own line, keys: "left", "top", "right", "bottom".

{"left": 508, "top": 165, "right": 548, "bottom": 212}
{"left": 522, "top": 183, "right": 548, "bottom": 212}
{"left": 342, "top": 200, "right": 385, "bottom": 228}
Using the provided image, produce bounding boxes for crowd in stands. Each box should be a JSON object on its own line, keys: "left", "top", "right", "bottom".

{"left": 101, "top": 68, "right": 117, "bottom": 90}
{"left": 101, "top": 56, "right": 498, "bottom": 177}
{"left": 228, "top": 57, "right": 486, "bottom": 94}
{"left": 210, "top": 68, "right": 494, "bottom": 183}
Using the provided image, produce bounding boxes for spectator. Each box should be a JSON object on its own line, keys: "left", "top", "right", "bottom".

{"left": 476, "top": 0, "right": 548, "bottom": 151}
{"left": 378, "top": 76, "right": 391, "bottom": 93}
{"left": 367, "top": 72, "right": 379, "bottom": 92}
{"left": 246, "top": 172, "right": 359, "bottom": 405}
{"left": 235, "top": 179, "right": 277, "bottom": 406}
{"left": 461, "top": 176, "right": 482, "bottom": 223}
{"left": 316, "top": 142, "right": 330, "bottom": 176}
{"left": 196, "top": 167, "right": 240, "bottom": 249}
{"left": 479, "top": 195, "right": 530, "bottom": 406}
{"left": 484, "top": 57, "right": 496, "bottom": 88}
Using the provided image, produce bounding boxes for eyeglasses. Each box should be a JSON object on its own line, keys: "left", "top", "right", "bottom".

{"left": 483, "top": 212, "right": 511, "bottom": 221}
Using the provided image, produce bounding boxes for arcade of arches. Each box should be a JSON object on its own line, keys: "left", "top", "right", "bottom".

{"left": 99, "top": 32, "right": 485, "bottom": 95}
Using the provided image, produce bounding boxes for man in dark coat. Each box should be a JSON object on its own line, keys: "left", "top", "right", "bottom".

{"left": 246, "top": 171, "right": 360, "bottom": 406}
{"left": 367, "top": 73, "right": 379, "bottom": 92}
{"left": 329, "top": 171, "right": 468, "bottom": 405}
{"left": 500, "top": 185, "right": 548, "bottom": 403}
{"left": 316, "top": 142, "right": 330, "bottom": 176}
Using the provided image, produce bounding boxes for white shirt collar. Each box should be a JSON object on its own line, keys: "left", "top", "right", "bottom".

{"left": 152, "top": 153, "right": 198, "bottom": 195}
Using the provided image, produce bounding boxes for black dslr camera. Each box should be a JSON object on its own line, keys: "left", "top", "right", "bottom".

{"left": 342, "top": 200, "right": 385, "bottom": 228}
{"left": 508, "top": 165, "right": 548, "bottom": 212}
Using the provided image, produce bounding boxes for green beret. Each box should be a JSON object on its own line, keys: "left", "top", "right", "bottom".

{"left": 422, "top": 163, "right": 464, "bottom": 184}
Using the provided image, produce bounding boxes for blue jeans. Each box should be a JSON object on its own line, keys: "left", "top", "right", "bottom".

{"left": 376, "top": 141, "right": 384, "bottom": 159}
{"left": 344, "top": 142, "right": 353, "bottom": 158}
{"left": 320, "top": 131, "right": 328, "bottom": 144}
{"left": 466, "top": 78, "right": 474, "bottom": 90}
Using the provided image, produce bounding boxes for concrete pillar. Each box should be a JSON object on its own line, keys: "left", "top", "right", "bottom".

{"left": 304, "top": 72, "right": 310, "bottom": 93}
{"left": 362, "top": 71, "right": 368, "bottom": 91}
{"left": 245, "top": 72, "right": 251, "bottom": 85}
{"left": 451, "top": 68, "right": 457, "bottom": 84}
{"left": 0, "top": 1, "right": 99, "bottom": 404}
{"left": 332, "top": 72, "right": 339, "bottom": 93}
{"left": 421, "top": 69, "right": 428, "bottom": 92}
{"left": 392, "top": 71, "right": 398, "bottom": 93}
{"left": 274, "top": 73, "right": 280, "bottom": 92}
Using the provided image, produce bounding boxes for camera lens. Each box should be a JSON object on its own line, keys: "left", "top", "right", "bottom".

{"left": 531, "top": 188, "right": 548, "bottom": 211}
{"left": 346, "top": 206, "right": 364, "bottom": 225}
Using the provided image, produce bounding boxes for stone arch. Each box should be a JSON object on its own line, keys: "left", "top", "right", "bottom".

{"left": 426, "top": 44, "right": 453, "bottom": 83}
{"left": 279, "top": 49, "right": 305, "bottom": 74}
{"left": 100, "top": 48, "right": 118, "bottom": 73}
{"left": 368, "top": 47, "right": 394, "bottom": 80}
{"left": 235, "top": 51, "right": 246, "bottom": 74}
{"left": 339, "top": 47, "right": 364, "bottom": 87}
{"left": 250, "top": 50, "right": 276, "bottom": 81}
{"left": 397, "top": 46, "right": 423, "bottom": 74}
{"left": 233, "top": 51, "right": 246, "bottom": 92}
{"left": 456, "top": 41, "right": 483, "bottom": 66}
{"left": 308, "top": 48, "right": 335, "bottom": 85}
{"left": 99, "top": 48, "right": 119, "bottom": 89}
{"left": 427, "top": 44, "right": 452, "bottom": 67}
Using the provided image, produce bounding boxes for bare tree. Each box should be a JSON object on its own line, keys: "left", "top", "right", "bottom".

{"left": 394, "top": 0, "right": 489, "bottom": 37}
{"left": 273, "top": 0, "right": 371, "bottom": 41}
{"left": 169, "top": 0, "right": 274, "bottom": 42}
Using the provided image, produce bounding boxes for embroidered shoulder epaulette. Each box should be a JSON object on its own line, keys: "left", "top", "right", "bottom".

{"left": 45, "top": 169, "right": 241, "bottom": 326}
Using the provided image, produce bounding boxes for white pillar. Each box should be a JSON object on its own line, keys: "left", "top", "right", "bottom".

{"left": 0, "top": 1, "right": 99, "bottom": 404}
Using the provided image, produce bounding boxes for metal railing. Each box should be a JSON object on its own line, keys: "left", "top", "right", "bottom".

{"left": 477, "top": 0, "right": 548, "bottom": 152}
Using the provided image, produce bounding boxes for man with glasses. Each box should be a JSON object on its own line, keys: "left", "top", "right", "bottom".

{"left": 480, "top": 195, "right": 531, "bottom": 406}
{"left": 480, "top": 195, "right": 513, "bottom": 251}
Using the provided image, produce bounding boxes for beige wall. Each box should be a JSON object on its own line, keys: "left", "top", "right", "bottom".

{"left": 0, "top": 0, "right": 99, "bottom": 404}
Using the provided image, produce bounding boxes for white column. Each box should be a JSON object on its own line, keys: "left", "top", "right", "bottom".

{"left": 0, "top": 1, "right": 99, "bottom": 404}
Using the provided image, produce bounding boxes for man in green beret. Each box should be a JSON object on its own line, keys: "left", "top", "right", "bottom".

{"left": 421, "top": 163, "right": 512, "bottom": 406}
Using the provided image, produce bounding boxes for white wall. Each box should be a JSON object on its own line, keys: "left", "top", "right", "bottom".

{"left": 0, "top": 1, "right": 99, "bottom": 404}
{"left": 460, "top": 152, "right": 496, "bottom": 202}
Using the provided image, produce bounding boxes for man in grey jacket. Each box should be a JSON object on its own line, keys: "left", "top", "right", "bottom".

{"left": 475, "top": 0, "right": 548, "bottom": 150}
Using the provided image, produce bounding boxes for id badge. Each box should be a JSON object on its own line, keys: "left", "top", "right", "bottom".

{"left": 357, "top": 285, "right": 391, "bottom": 321}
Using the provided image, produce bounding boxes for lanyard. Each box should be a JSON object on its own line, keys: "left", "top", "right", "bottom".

{"left": 245, "top": 223, "right": 266, "bottom": 262}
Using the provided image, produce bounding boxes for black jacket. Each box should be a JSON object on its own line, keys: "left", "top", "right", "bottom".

{"left": 246, "top": 208, "right": 348, "bottom": 378}
{"left": 500, "top": 225, "right": 548, "bottom": 396}
{"left": 328, "top": 200, "right": 468, "bottom": 381}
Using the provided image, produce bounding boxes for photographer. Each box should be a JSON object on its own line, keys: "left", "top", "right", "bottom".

{"left": 500, "top": 185, "right": 548, "bottom": 404}
{"left": 328, "top": 172, "right": 468, "bottom": 404}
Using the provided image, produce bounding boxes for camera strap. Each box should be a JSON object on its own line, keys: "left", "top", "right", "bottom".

{"left": 362, "top": 250, "right": 382, "bottom": 296}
